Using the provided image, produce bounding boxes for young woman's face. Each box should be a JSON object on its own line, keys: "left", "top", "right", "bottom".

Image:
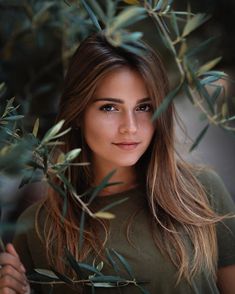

{"left": 83, "top": 67, "right": 155, "bottom": 171}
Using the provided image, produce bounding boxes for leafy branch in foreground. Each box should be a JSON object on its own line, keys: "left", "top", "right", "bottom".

{"left": 27, "top": 249, "right": 149, "bottom": 293}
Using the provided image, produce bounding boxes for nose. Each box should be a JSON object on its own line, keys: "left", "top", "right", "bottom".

{"left": 119, "top": 111, "right": 138, "bottom": 134}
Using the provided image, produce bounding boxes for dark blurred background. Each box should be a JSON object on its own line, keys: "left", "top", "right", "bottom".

{"left": 0, "top": 0, "right": 234, "bottom": 241}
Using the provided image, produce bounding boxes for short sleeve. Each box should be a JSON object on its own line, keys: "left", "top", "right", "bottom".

{"left": 198, "top": 170, "right": 235, "bottom": 268}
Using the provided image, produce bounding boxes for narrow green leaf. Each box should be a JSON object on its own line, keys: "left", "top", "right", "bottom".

{"left": 65, "top": 249, "right": 84, "bottom": 278}
{"left": 51, "top": 268, "right": 74, "bottom": 285}
{"left": 182, "top": 13, "right": 210, "bottom": 37}
{"left": 87, "top": 0, "right": 107, "bottom": 24}
{"left": 200, "top": 70, "right": 228, "bottom": 79}
{"left": 32, "top": 118, "right": 40, "bottom": 138}
{"left": 2, "top": 115, "right": 24, "bottom": 121}
{"left": 2, "top": 98, "right": 15, "bottom": 118}
{"left": 34, "top": 269, "right": 59, "bottom": 280}
{"left": 48, "top": 180, "right": 66, "bottom": 199}
{"left": 79, "top": 210, "right": 85, "bottom": 251}
{"left": 200, "top": 75, "right": 220, "bottom": 85}
{"left": 110, "top": 7, "right": 146, "bottom": 32}
{"left": 194, "top": 79, "right": 214, "bottom": 113}
{"left": 95, "top": 261, "right": 104, "bottom": 272}
{"left": 88, "top": 170, "right": 117, "bottom": 204}
{"left": 80, "top": 0, "right": 101, "bottom": 31}
{"left": 183, "top": 83, "right": 194, "bottom": 103}
{"left": 106, "top": 0, "right": 116, "bottom": 21}
{"left": 190, "top": 124, "right": 209, "bottom": 152}
{"left": 111, "top": 249, "right": 134, "bottom": 279}
{"left": 155, "top": 0, "right": 164, "bottom": 11}
{"left": 77, "top": 262, "right": 103, "bottom": 276}
{"left": 105, "top": 248, "right": 120, "bottom": 274}
{"left": 89, "top": 275, "right": 124, "bottom": 283}
{"left": 95, "top": 211, "right": 115, "bottom": 219}
{"left": 41, "top": 120, "right": 65, "bottom": 144}
{"left": 186, "top": 36, "right": 218, "bottom": 57}
{"left": 136, "top": 284, "right": 151, "bottom": 294}
{"left": 197, "top": 57, "right": 222, "bottom": 77}
{"left": 99, "top": 197, "right": 129, "bottom": 212}
{"left": 64, "top": 148, "right": 81, "bottom": 162}
{"left": 171, "top": 12, "right": 180, "bottom": 37}
{"left": 152, "top": 83, "right": 182, "bottom": 121}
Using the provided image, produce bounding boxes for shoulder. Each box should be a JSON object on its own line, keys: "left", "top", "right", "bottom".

{"left": 194, "top": 168, "right": 234, "bottom": 213}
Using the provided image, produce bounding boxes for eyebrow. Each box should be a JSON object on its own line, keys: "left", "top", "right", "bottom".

{"left": 92, "top": 97, "right": 151, "bottom": 104}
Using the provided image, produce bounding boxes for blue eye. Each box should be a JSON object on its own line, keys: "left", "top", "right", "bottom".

{"left": 99, "top": 104, "right": 117, "bottom": 112}
{"left": 136, "top": 103, "right": 153, "bottom": 112}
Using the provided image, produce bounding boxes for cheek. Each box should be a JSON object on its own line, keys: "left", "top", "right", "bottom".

{"left": 138, "top": 116, "right": 155, "bottom": 137}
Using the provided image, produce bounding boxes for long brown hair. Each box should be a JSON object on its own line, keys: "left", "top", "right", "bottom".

{"left": 36, "top": 31, "right": 223, "bottom": 282}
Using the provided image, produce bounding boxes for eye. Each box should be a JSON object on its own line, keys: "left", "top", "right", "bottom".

{"left": 99, "top": 104, "right": 118, "bottom": 112}
{"left": 136, "top": 103, "right": 153, "bottom": 112}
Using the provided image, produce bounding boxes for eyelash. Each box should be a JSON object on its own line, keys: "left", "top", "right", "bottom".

{"left": 99, "top": 103, "right": 153, "bottom": 112}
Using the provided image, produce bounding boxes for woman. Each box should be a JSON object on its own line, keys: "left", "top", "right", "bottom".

{"left": 0, "top": 32, "right": 235, "bottom": 294}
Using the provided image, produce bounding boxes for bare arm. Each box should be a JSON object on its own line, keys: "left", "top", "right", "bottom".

{"left": 217, "top": 265, "right": 235, "bottom": 294}
{"left": 0, "top": 244, "right": 30, "bottom": 294}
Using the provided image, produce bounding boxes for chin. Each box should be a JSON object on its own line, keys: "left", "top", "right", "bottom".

{"left": 113, "top": 158, "right": 140, "bottom": 167}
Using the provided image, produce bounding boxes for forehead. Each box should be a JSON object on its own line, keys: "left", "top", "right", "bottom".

{"left": 93, "top": 66, "right": 149, "bottom": 100}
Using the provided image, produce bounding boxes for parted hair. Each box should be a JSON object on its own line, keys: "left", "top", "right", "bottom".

{"left": 36, "top": 31, "right": 223, "bottom": 283}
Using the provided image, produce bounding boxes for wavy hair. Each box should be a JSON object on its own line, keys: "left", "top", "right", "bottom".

{"left": 36, "top": 31, "right": 223, "bottom": 283}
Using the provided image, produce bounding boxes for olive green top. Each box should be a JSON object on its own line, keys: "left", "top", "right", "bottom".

{"left": 13, "top": 170, "right": 235, "bottom": 294}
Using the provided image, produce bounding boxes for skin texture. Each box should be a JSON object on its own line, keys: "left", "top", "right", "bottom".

{"left": 83, "top": 67, "right": 154, "bottom": 194}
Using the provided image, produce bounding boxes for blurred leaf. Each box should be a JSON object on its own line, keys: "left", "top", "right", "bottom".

{"left": 221, "top": 102, "right": 228, "bottom": 118}
{"left": 50, "top": 268, "right": 74, "bottom": 285}
{"left": 155, "top": 0, "right": 165, "bottom": 12}
{"left": 152, "top": 83, "right": 182, "bottom": 121}
{"left": 32, "top": 118, "right": 40, "bottom": 138}
{"left": 200, "top": 76, "right": 220, "bottom": 86}
{"left": 80, "top": 0, "right": 102, "bottom": 31}
{"left": 87, "top": 0, "right": 107, "bottom": 24}
{"left": 1, "top": 115, "right": 24, "bottom": 121}
{"left": 41, "top": 120, "right": 71, "bottom": 144}
{"left": 106, "top": 248, "right": 120, "bottom": 273}
{"left": 171, "top": 12, "right": 180, "bottom": 38}
{"left": 111, "top": 249, "right": 134, "bottom": 279}
{"left": 95, "top": 261, "right": 104, "bottom": 272}
{"left": 65, "top": 248, "right": 84, "bottom": 277}
{"left": 182, "top": 13, "right": 210, "bottom": 38}
{"left": 210, "top": 86, "right": 222, "bottom": 104}
{"left": 197, "top": 57, "right": 222, "bottom": 77}
{"left": 99, "top": 197, "right": 129, "bottom": 212}
{"left": 77, "top": 262, "right": 103, "bottom": 276}
{"left": 109, "top": 6, "right": 146, "bottom": 32}
{"left": 89, "top": 275, "right": 125, "bottom": 283}
{"left": 136, "top": 284, "right": 150, "bottom": 294}
{"left": 190, "top": 124, "right": 209, "bottom": 152}
{"left": 200, "top": 70, "right": 228, "bottom": 79}
{"left": 34, "top": 269, "right": 59, "bottom": 280}
{"left": 95, "top": 211, "right": 115, "bottom": 219}
{"left": 64, "top": 148, "right": 81, "bottom": 162}
{"left": 87, "top": 170, "right": 117, "bottom": 204}
{"left": 194, "top": 78, "right": 214, "bottom": 113}
{"left": 186, "top": 36, "right": 218, "bottom": 57}
{"left": 79, "top": 210, "right": 85, "bottom": 251}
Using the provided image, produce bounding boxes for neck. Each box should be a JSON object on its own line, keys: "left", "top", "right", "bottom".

{"left": 92, "top": 164, "right": 138, "bottom": 196}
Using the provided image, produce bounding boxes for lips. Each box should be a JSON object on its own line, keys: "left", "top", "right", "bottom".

{"left": 112, "top": 142, "right": 140, "bottom": 150}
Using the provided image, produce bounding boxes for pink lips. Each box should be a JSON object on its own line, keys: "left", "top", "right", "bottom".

{"left": 113, "top": 142, "right": 140, "bottom": 151}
